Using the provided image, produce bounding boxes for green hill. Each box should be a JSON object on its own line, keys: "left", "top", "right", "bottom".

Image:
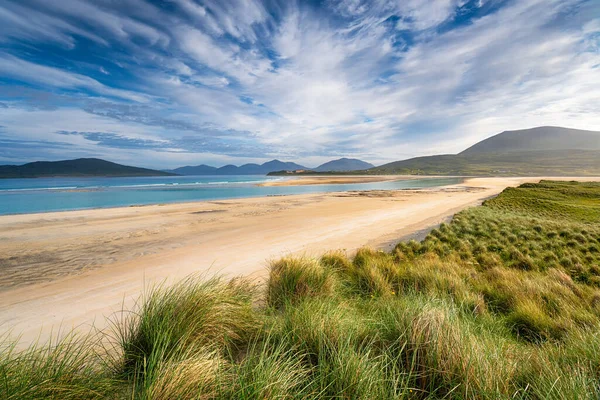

{"left": 461, "top": 126, "right": 600, "bottom": 155}
{"left": 370, "top": 149, "right": 600, "bottom": 176}
{"left": 0, "top": 158, "right": 175, "bottom": 178}
{"left": 371, "top": 126, "right": 600, "bottom": 176}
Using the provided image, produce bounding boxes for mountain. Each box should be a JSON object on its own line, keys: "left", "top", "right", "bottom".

{"left": 171, "top": 160, "right": 308, "bottom": 175}
{"left": 461, "top": 126, "right": 600, "bottom": 155}
{"left": 0, "top": 158, "right": 175, "bottom": 179}
{"left": 168, "top": 164, "right": 217, "bottom": 175}
{"left": 370, "top": 150, "right": 600, "bottom": 176}
{"left": 218, "top": 164, "right": 244, "bottom": 174}
{"left": 261, "top": 160, "right": 307, "bottom": 172}
{"left": 314, "top": 158, "right": 375, "bottom": 172}
{"left": 369, "top": 126, "right": 600, "bottom": 176}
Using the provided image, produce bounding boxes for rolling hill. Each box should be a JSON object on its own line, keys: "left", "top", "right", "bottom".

{"left": 0, "top": 158, "right": 175, "bottom": 179}
{"left": 370, "top": 126, "right": 600, "bottom": 176}
{"left": 314, "top": 158, "right": 374, "bottom": 172}
{"left": 461, "top": 126, "right": 600, "bottom": 155}
{"left": 369, "top": 150, "right": 600, "bottom": 176}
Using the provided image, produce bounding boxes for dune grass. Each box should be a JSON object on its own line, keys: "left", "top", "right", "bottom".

{"left": 0, "top": 332, "right": 119, "bottom": 399}
{"left": 1, "top": 180, "right": 600, "bottom": 399}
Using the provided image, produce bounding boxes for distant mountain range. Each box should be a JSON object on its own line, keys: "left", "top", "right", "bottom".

{"left": 166, "top": 158, "right": 374, "bottom": 175}
{"left": 3, "top": 127, "right": 598, "bottom": 179}
{"left": 370, "top": 126, "right": 600, "bottom": 176}
{"left": 0, "top": 157, "right": 375, "bottom": 179}
{"left": 0, "top": 158, "right": 174, "bottom": 179}
{"left": 166, "top": 160, "right": 308, "bottom": 175}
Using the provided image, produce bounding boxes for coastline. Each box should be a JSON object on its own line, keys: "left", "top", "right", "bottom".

{"left": 257, "top": 175, "right": 422, "bottom": 187}
{"left": 1, "top": 176, "right": 598, "bottom": 347}
{"left": 0, "top": 175, "right": 458, "bottom": 216}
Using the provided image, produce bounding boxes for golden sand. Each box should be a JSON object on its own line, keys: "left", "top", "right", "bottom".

{"left": 1, "top": 177, "right": 597, "bottom": 346}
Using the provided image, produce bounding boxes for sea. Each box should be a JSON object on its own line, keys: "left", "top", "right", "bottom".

{"left": 0, "top": 175, "right": 463, "bottom": 215}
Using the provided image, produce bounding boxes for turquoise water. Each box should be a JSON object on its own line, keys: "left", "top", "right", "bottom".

{"left": 0, "top": 175, "right": 463, "bottom": 215}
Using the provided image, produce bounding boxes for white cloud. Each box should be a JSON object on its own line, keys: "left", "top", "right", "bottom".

{"left": 29, "top": 0, "right": 170, "bottom": 47}
{"left": 176, "top": 26, "right": 272, "bottom": 84}
{"left": 0, "top": 54, "right": 149, "bottom": 103}
{"left": 0, "top": 2, "right": 109, "bottom": 47}
{"left": 145, "top": 0, "right": 600, "bottom": 163}
{"left": 393, "top": 0, "right": 465, "bottom": 31}
{"left": 1, "top": 0, "right": 599, "bottom": 166}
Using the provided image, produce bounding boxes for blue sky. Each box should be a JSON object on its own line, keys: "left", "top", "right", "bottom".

{"left": 0, "top": 0, "right": 598, "bottom": 168}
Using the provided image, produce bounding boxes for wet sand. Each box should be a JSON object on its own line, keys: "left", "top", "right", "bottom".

{"left": 0, "top": 177, "right": 596, "bottom": 346}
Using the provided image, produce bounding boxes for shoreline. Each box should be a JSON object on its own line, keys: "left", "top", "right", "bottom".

{"left": 257, "top": 175, "right": 423, "bottom": 187}
{"left": 1, "top": 184, "right": 469, "bottom": 290}
{"left": 0, "top": 175, "right": 457, "bottom": 216}
{"left": 0, "top": 179, "right": 455, "bottom": 218}
{"left": 1, "top": 176, "right": 598, "bottom": 347}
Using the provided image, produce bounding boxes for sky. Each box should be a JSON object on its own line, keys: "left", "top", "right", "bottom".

{"left": 0, "top": 0, "right": 599, "bottom": 169}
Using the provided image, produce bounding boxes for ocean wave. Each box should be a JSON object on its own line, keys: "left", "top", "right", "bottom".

{"left": 112, "top": 183, "right": 170, "bottom": 188}
{"left": 0, "top": 177, "right": 285, "bottom": 192}
{"left": 207, "top": 180, "right": 269, "bottom": 185}
{"left": 207, "top": 181, "right": 230, "bottom": 185}
{"left": 0, "top": 186, "right": 78, "bottom": 192}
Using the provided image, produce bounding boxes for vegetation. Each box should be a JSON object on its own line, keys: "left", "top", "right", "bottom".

{"left": 369, "top": 149, "right": 600, "bottom": 176}
{"left": 2, "top": 180, "right": 600, "bottom": 398}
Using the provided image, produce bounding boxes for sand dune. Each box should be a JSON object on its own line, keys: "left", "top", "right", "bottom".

{"left": 0, "top": 177, "right": 595, "bottom": 347}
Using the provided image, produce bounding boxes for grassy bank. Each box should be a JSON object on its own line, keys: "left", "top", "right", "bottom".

{"left": 2, "top": 181, "right": 600, "bottom": 399}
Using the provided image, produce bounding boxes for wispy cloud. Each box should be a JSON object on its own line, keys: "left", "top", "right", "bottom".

{"left": 0, "top": 54, "right": 149, "bottom": 102}
{"left": 0, "top": 0, "right": 598, "bottom": 167}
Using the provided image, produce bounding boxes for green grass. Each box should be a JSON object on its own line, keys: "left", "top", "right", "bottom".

{"left": 2, "top": 181, "right": 600, "bottom": 398}
{"left": 0, "top": 332, "right": 119, "bottom": 399}
{"left": 269, "top": 149, "right": 600, "bottom": 176}
{"left": 369, "top": 150, "right": 600, "bottom": 176}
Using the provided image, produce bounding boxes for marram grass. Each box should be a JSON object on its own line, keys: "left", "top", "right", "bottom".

{"left": 2, "top": 180, "right": 600, "bottom": 399}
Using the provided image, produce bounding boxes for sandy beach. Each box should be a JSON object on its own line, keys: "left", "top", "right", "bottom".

{"left": 258, "top": 175, "right": 420, "bottom": 186}
{"left": 0, "top": 176, "right": 596, "bottom": 346}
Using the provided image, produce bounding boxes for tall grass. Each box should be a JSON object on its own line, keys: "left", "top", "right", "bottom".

{"left": 1, "top": 180, "right": 600, "bottom": 399}
{"left": 0, "top": 332, "right": 119, "bottom": 399}
{"left": 267, "top": 257, "right": 337, "bottom": 309}
{"left": 108, "top": 276, "right": 260, "bottom": 398}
